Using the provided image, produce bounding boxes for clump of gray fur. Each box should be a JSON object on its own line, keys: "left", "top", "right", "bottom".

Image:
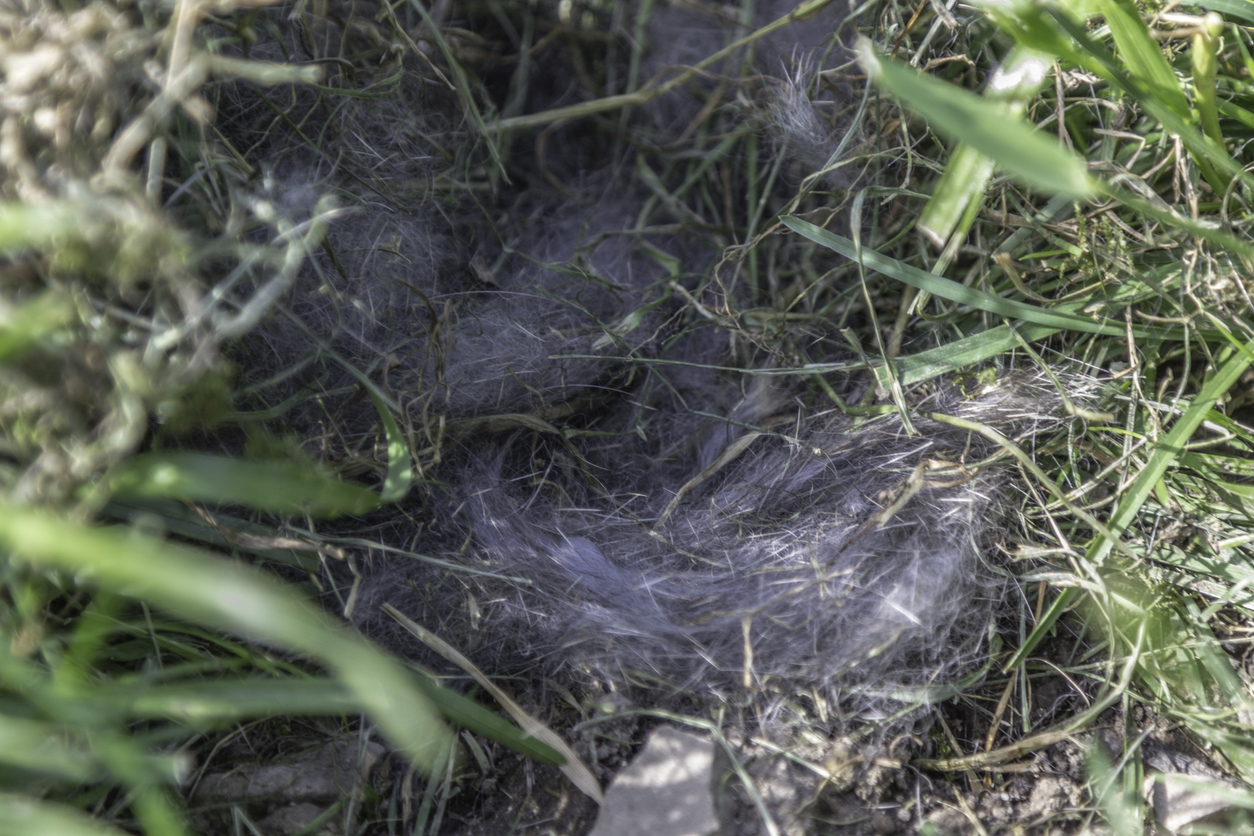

{"left": 361, "top": 369, "right": 1083, "bottom": 703}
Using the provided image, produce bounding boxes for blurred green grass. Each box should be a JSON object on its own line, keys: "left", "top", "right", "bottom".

{"left": 0, "top": 2, "right": 563, "bottom": 833}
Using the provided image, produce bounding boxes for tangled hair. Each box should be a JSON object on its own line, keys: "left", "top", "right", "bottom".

{"left": 357, "top": 368, "right": 1086, "bottom": 705}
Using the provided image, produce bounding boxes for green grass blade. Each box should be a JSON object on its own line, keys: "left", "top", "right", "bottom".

{"left": 366, "top": 386, "right": 414, "bottom": 503}
{"left": 917, "top": 46, "right": 1053, "bottom": 249}
{"left": 408, "top": 676, "right": 565, "bottom": 766}
{"left": 875, "top": 323, "right": 1062, "bottom": 387}
{"left": 1091, "top": 0, "right": 1190, "bottom": 117}
{"left": 330, "top": 356, "right": 416, "bottom": 503}
{"left": 782, "top": 218, "right": 1169, "bottom": 339}
{"left": 1098, "top": 184, "right": 1254, "bottom": 260}
{"left": 1087, "top": 739, "right": 1144, "bottom": 836}
{"left": 1186, "top": 0, "right": 1254, "bottom": 25}
{"left": 1089, "top": 341, "right": 1254, "bottom": 565}
{"left": 0, "top": 717, "right": 110, "bottom": 782}
{"left": 109, "top": 452, "right": 380, "bottom": 517}
{"left": 1043, "top": 5, "right": 1254, "bottom": 192}
{"left": 970, "top": 0, "right": 1252, "bottom": 191}
{"left": 397, "top": 0, "right": 505, "bottom": 180}
{"left": 101, "top": 498, "right": 323, "bottom": 571}
{"left": 1008, "top": 334, "right": 1254, "bottom": 669}
{"left": 107, "top": 677, "right": 362, "bottom": 721}
{"left": 916, "top": 141, "right": 996, "bottom": 250}
{"left": 1193, "top": 14, "right": 1227, "bottom": 149}
{"left": 104, "top": 677, "right": 564, "bottom": 765}
{"left": 1219, "top": 97, "right": 1254, "bottom": 131}
{"left": 976, "top": 0, "right": 1086, "bottom": 58}
{"left": 0, "top": 505, "right": 453, "bottom": 771}
{"left": 1089, "top": 576, "right": 1254, "bottom": 781}
{"left": 0, "top": 793, "right": 130, "bottom": 836}
{"left": 854, "top": 37, "right": 1093, "bottom": 200}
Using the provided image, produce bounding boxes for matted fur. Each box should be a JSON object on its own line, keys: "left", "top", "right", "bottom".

{"left": 356, "top": 369, "right": 1083, "bottom": 703}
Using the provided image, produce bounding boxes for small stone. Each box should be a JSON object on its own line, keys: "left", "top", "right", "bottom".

{"left": 1145, "top": 773, "right": 1238, "bottom": 834}
{"left": 589, "top": 725, "right": 721, "bottom": 836}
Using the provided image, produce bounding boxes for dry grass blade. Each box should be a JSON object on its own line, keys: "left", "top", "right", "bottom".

{"left": 654, "top": 431, "right": 763, "bottom": 527}
{"left": 915, "top": 639, "right": 1141, "bottom": 771}
{"left": 382, "top": 603, "right": 604, "bottom": 804}
{"left": 494, "top": 0, "right": 842, "bottom": 132}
